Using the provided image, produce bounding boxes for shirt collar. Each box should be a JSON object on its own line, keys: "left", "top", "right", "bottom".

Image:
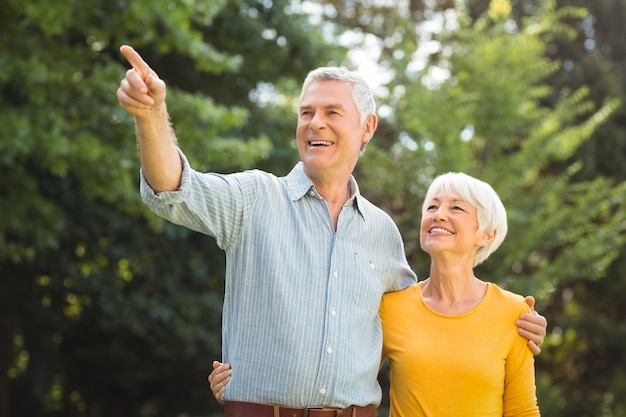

{"left": 285, "top": 162, "right": 366, "bottom": 219}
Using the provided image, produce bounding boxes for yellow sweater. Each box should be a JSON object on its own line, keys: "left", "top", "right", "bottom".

{"left": 380, "top": 282, "right": 540, "bottom": 417}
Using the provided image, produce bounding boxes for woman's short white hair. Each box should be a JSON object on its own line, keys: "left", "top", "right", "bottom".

{"left": 422, "top": 172, "right": 508, "bottom": 267}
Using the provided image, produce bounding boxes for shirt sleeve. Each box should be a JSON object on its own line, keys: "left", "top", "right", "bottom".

{"left": 503, "top": 302, "right": 540, "bottom": 417}
{"left": 139, "top": 148, "right": 246, "bottom": 250}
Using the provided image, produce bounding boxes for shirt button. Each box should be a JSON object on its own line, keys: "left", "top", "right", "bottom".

{"left": 326, "top": 346, "right": 333, "bottom": 354}
{"left": 331, "top": 308, "right": 336, "bottom": 316}
{"left": 333, "top": 271, "right": 338, "bottom": 278}
{"left": 319, "top": 388, "right": 327, "bottom": 395}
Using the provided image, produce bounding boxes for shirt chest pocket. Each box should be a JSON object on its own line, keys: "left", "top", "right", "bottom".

{"left": 350, "top": 255, "right": 387, "bottom": 314}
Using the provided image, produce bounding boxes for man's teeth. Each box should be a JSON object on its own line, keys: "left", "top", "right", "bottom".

{"left": 310, "top": 141, "right": 332, "bottom": 146}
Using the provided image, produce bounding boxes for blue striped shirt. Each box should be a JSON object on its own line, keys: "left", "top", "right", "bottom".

{"left": 140, "top": 151, "right": 416, "bottom": 408}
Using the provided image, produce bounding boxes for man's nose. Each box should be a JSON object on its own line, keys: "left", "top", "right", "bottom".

{"left": 309, "top": 112, "right": 325, "bottom": 130}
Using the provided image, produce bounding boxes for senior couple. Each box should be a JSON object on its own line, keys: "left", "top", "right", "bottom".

{"left": 117, "top": 44, "right": 545, "bottom": 416}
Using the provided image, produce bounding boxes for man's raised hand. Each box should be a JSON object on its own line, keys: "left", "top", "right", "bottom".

{"left": 116, "top": 45, "right": 166, "bottom": 117}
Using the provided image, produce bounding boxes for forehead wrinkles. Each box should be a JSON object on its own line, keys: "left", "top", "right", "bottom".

{"left": 431, "top": 195, "right": 465, "bottom": 203}
{"left": 428, "top": 193, "right": 467, "bottom": 206}
{"left": 424, "top": 194, "right": 476, "bottom": 215}
{"left": 300, "top": 81, "right": 354, "bottom": 105}
{"left": 300, "top": 100, "right": 346, "bottom": 108}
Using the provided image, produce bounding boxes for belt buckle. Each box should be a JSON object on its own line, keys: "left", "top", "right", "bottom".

{"left": 303, "top": 406, "right": 326, "bottom": 417}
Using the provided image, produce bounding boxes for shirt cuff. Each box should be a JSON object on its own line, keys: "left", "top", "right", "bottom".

{"left": 139, "top": 148, "right": 191, "bottom": 206}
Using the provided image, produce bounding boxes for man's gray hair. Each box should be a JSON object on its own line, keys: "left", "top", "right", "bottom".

{"left": 300, "top": 67, "right": 376, "bottom": 126}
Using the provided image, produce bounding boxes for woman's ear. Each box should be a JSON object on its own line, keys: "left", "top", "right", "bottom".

{"left": 477, "top": 229, "right": 497, "bottom": 247}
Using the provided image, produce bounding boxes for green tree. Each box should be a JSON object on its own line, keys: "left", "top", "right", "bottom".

{"left": 460, "top": 1, "right": 626, "bottom": 415}
{"left": 348, "top": 1, "right": 625, "bottom": 416}
{"left": 533, "top": 0, "right": 626, "bottom": 415}
{"left": 4, "top": 0, "right": 625, "bottom": 415}
{"left": 0, "top": 0, "right": 340, "bottom": 416}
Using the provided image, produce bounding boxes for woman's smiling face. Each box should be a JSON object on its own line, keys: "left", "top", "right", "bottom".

{"left": 420, "top": 192, "right": 490, "bottom": 259}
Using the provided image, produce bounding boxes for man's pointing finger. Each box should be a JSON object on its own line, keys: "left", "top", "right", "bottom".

{"left": 120, "top": 45, "right": 152, "bottom": 78}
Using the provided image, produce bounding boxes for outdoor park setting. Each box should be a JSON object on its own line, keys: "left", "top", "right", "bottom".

{"left": 1, "top": 0, "right": 625, "bottom": 416}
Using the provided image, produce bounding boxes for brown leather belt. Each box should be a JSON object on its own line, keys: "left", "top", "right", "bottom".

{"left": 224, "top": 401, "right": 377, "bottom": 417}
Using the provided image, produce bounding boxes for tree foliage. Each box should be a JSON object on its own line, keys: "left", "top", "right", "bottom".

{"left": 519, "top": 0, "right": 626, "bottom": 415}
{"left": 0, "top": 0, "right": 338, "bottom": 416}
{"left": 351, "top": 1, "right": 626, "bottom": 416}
{"left": 2, "top": 0, "right": 625, "bottom": 416}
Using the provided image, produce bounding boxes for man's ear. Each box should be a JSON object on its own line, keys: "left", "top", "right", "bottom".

{"left": 362, "top": 113, "right": 378, "bottom": 144}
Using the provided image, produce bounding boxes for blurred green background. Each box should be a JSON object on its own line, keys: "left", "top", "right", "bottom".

{"left": 1, "top": 0, "right": 625, "bottom": 416}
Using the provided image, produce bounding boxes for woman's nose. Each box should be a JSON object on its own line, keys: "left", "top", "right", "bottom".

{"left": 433, "top": 208, "right": 446, "bottom": 221}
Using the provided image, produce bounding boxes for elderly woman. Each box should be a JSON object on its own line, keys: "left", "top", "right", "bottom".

{"left": 380, "top": 172, "right": 539, "bottom": 416}
{"left": 209, "top": 172, "right": 542, "bottom": 416}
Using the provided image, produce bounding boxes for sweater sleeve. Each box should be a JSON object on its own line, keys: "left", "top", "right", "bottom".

{"left": 503, "top": 303, "right": 540, "bottom": 417}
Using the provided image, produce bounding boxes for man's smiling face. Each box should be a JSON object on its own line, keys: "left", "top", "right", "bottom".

{"left": 296, "top": 80, "right": 371, "bottom": 179}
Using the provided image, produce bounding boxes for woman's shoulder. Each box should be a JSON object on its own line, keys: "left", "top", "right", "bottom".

{"left": 380, "top": 283, "right": 422, "bottom": 323}
{"left": 381, "top": 283, "right": 421, "bottom": 310}
{"left": 383, "top": 283, "right": 420, "bottom": 298}
{"left": 486, "top": 282, "right": 532, "bottom": 314}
